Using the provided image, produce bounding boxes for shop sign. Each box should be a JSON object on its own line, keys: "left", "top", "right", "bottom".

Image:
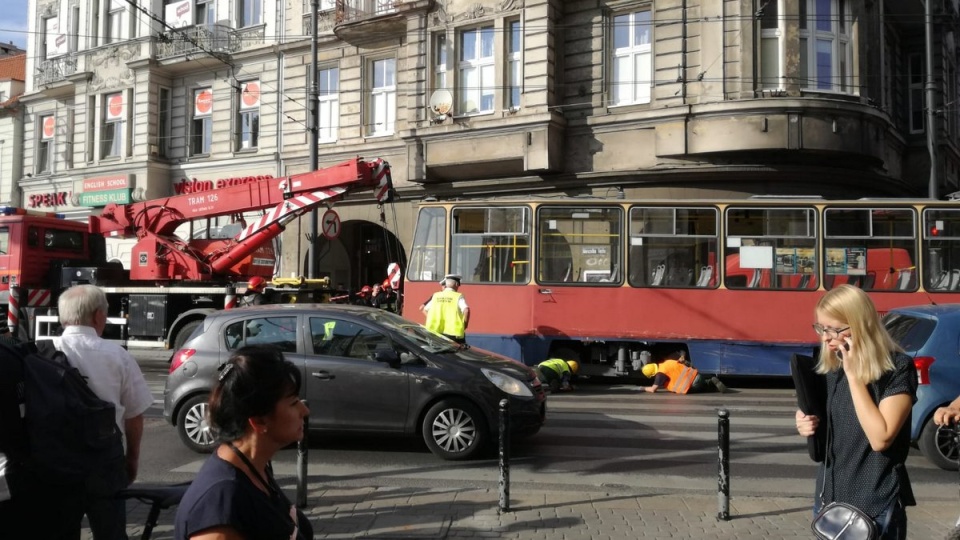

{"left": 83, "top": 174, "right": 130, "bottom": 192}
{"left": 78, "top": 189, "right": 131, "bottom": 207}
{"left": 28, "top": 191, "right": 70, "bottom": 208}
{"left": 173, "top": 174, "right": 274, "bottom": 194}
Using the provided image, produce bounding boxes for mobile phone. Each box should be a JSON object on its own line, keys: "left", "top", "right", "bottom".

{"left": 837, "top": 341, "right": 850, "bottom": 360}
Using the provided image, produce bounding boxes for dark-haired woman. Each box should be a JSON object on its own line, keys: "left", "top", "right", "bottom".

{"left": 174, "top": 345, "right": 313, "bottom": 540}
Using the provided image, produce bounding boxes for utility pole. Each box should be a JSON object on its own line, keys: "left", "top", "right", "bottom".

{"left": 307, "top": 0, "right": 320, "bottom": 278}
{"left": 925, "top": 0, "right": 939, "bottom": 199}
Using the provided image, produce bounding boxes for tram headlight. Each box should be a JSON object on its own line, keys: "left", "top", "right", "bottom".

{"left": 481, "top": 368, "right": 533, "bottom": 398}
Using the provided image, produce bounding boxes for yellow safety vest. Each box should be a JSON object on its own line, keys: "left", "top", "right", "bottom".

{"left": 425, "top": 289, "right": 466, "bottom": 338}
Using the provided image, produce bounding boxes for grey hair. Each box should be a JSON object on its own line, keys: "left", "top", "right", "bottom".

{"left": 443, "top": 278, "right": 459, "bottom": 288}
{"left": 58, "top": 285, "right": 109, "bottom": 326}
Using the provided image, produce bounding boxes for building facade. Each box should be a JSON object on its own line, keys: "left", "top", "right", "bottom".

{"left": 0, "top": 53, "right": 25, "bottom": 207}
{"left": 20, "top": 0, "right": 960, "bottom": 287}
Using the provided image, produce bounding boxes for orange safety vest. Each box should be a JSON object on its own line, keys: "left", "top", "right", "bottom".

{"left": 659, "top": 359, "right": 699, "bottom": 394}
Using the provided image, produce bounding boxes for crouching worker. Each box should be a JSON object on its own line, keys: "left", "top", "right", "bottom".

{"left": 537, "top": 358, "right": 579, "bottom": 392}
{"left": 640, "top": 351, "right": 730, "bottom": 394}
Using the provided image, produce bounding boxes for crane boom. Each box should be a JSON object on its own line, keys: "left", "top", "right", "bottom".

{"left": 89, "top": 158, "right": 394, "bottom": 281}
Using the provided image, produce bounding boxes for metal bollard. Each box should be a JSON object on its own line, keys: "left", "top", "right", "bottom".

{"left": 717, "top": 408, "right": 730, "bottom": 521}
{"left": 7, "top": 285, "right": 19, "bottom": 335}
{"left": 498, "top": 398, "right": 511, "bottom": 514}
{"left": 296, "top": 400, "right": 309, "bottom": 508}
{"left": 224, "top": 285, "right": 237, "bottom": 310}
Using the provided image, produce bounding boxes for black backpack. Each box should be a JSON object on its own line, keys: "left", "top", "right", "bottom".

{"left": 0, "top": 339, "right": 127, "bottom": 497}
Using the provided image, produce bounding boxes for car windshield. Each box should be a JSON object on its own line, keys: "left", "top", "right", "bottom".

{"left": 360, "top": 310, "right": 461, "bottom": 353}
{"left": 882, "top": 312, "right": 936, "bottom": 353}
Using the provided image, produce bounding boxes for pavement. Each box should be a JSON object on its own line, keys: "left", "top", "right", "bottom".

{"left": 102, "top": 478, "right": 960, "bottom": 539}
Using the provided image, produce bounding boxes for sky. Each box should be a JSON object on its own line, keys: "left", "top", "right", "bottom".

{"left": 0, "top": 0, "right": 28, "bottom": 50}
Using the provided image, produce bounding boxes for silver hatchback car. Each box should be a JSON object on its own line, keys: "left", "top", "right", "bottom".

{"left": 163, "top": 304, "right": 546, "bottom": 460}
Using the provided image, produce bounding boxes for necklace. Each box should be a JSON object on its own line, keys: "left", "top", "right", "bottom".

{"left": 226, "top": 442, "right": 279, "bottom": 499}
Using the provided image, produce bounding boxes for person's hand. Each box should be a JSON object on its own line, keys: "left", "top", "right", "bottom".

{"left": 934, "top": 405, "right": 960, "bottom": 426}
{"left": 644, "top": 386, "right": 656, "bottom": 393}
{"left": 839, "top": 337, "right": 862, "bottom": 381}
{"left": 796, "top": 409, "right": 819, "bottom": 437}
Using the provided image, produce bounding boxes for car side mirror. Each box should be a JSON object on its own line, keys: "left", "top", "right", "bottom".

{"left": 374, "top": 349, "right": 402, "bottom": 367}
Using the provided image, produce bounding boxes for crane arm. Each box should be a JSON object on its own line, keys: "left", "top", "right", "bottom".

{"left": 89, "top": 158, "right": 394, "bottom": 282}
{"left": 90, "top": 158, "right": 392, "bottom": 237}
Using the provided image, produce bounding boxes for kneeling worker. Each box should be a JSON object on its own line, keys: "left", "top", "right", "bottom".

{"left": 640, "top": 351, "right": 729, "bottom": 394}
{"left": 537, "top": 358, "right": 578, "bottom": 392}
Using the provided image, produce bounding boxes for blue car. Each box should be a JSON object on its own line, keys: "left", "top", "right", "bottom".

{"left": 883, "top": 304, "right": 960, "bottom": 470}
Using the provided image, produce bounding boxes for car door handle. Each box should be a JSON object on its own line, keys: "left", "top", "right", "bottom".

{"left": 311, "top": 371, "right": 335, "bottom": 380}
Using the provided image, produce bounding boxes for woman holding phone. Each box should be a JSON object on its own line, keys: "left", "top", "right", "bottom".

{"left": 794, "top": 284, "right": 916, "bottom": 540}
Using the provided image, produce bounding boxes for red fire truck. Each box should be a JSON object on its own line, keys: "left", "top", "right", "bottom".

{"left": 0, "top": 157, "right": 394, "bottom": 349}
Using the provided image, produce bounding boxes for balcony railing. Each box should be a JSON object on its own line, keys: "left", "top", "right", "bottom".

{"left": 156, "top": 24, "right": 246, "bottom": 60}
{"left": 337, "top": 0, "right": 399, "bottom": 23}
{"left": 35, "top": 54, "right": 78, "bottom": 87}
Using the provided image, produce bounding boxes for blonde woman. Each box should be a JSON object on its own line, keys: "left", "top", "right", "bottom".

{"left": 795, "top": 284, "right": 916, "bottom": 539}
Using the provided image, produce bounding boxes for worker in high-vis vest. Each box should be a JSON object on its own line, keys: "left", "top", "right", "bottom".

{"left": 537, "top": 358, "right": 579, "bottom": 392}
{"left": 640, "top": 351, "right": 730, "bottom": 394}
{"left": 421, "top": 274, "right": 470, "bottom": 344}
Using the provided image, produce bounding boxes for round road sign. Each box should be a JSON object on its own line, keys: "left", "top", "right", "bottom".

{"left": 321, "top": 209, "right": 341, "bottom": 240}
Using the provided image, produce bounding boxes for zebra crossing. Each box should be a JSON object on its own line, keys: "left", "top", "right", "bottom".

{"left": 514, "top": 384, "right": 956, "bottom": 500}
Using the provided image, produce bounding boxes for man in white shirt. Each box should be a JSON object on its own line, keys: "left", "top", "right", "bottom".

{"left": 55, "top": 284, "right": 154, "bottom": 540}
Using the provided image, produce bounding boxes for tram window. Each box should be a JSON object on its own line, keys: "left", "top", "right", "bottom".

{"left": 408, "top": 207, "right": 446, "bottom": 282}
{"left": 450, "top": 207, "right": 530, "bottom": 284}
{"left": 823, "top": 207, "right": 917, "bottom": 292}
{"left": 0, "top": 227, "right": 8, "bottom": 254}
{"left": 628, "top": 207, "right": 718, "bottom": 288}
{"left": 923, "top": 208, "right": 960, "bottom": 291}
{"left": 537, "top": 206, "right": 622, "bottom": 285}
{"left": 724, "top": 207, "right": 818, "bottom": 291}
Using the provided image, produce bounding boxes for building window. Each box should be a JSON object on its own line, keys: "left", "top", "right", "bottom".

{"left": 909, "top": 53, "right": 924, "bottom": 133}
{"left": 237, "top": 81, "right": 260, "bottom": 150}
{"left": 368, "top": 58, "right": 395, "bottom": 136}
{"left": 240, "top": 0, "right": 261, "bottom": 27}
{"left": 191, "top": 87, "right": 213, "bottom": 156}
{"left": 318, "top": 67, "right": 339, "bottom": 143}
{"left": 101, "top": 92, "right": 125, "bottom": 159}
{"left": 69, "top": 5, "right": 80, "bottom": 52}
{"left": 42, "top": 16, "right": 65, "bottom": 59}
{"left": 611, "top": 10, "right": 652, "bottom": 106}
{"left": 196, "top": 0, "right": 216, "bottom": 26}
{"left": 105, "top": 0, "right": 124, "bottom": 44}
{"left": 799, "top": 0, "right": 853, "bottom": 92}
{"left": 758, "top": 0, "right": 782, "bottom": 89}
{"left": 158, "top": 87, "right": 171, "bottom": 157}
{"left": 37, "top": 115, "right": 54, "bottom": 173}
{"left": 507, "top": 20, "right": 521, "bottom": 108}
{"left": 434, "top": 33, "right": 447, "bottom": 91}
{"left": 458, "top": 26, "right": 494, "bottom": 114}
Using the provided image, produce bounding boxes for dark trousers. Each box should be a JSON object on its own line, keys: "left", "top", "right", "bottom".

{"left": 7, "top": 477, "right": 128, "bottom": 540}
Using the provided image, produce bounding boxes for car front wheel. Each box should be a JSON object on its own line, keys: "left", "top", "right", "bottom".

{"left": 422, "top": 399, "right": 486, "bottom": 460}
{"left": 177, "top": 394, "right": 217, "bottom": 453}
{"left": 918, "top": 416, "right": 959, "bottom": 471}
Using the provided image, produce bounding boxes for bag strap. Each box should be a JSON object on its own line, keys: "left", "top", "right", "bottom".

{"left": 818, "top": 378, "right": 833, "bottom": 506}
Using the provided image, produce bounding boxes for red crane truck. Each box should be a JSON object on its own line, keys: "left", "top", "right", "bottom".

{"left": 1, "top": 157, "right": 394, "bottom": 349}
